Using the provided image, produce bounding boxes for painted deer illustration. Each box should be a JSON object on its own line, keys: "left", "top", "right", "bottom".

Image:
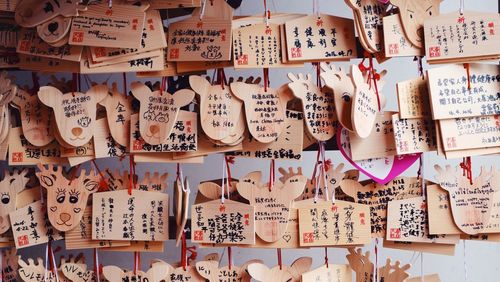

{"left": 0, "top": 169, "right": 29, "bottom": 234}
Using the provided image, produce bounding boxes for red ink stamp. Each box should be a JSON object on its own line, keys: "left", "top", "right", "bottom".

{"left": 72, "top": 31, "right": 84, "bottom": 43}
{"left": 17, "top": 235, "right": 29, "bottom": 247}
{"left": 237, "top": 54, "right": 248, "bottom": 65}
{"left": 169, "top": 48, "right": 179, "bottom": 59}
{"left": 303, "top": 232, "right": 314, "bottom": 243}
{"left": 291, "top": 47, "right": 302, "bottom": 58}
{"left": 389, "top": 228, "right": 401, "bottom": 239}
{"left": 446, "top": 137, "right": 457, "bottom": 149}
{"left": 389, "top": 43, "right": 399, "bottom": 55}
{"left": 429, "top": 46, "right": 441, "bottom": 58}
{"left": 193, "top": 231, "right": 203, "bottom": 241}
{"left": 12, "top": 152, "right": 23, "bottom": 162}
{"left": 133, "top": 140, "right": 144, "bottom": 151}
{"left": 94, "top": 47, "right": 106, "bottom": 58}
{"left": 19, "top": 41, "right": 30, "bottom": 52}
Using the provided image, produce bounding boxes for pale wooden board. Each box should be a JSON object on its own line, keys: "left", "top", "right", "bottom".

{"left": 173, "top": 135, "right": 242, "bottom": 160}
{"left": 87, "top": 48, "right": 164, "bottom": 68}
{"left": 129, "top": 112, "right": 197, "bottom": 153}
{"left": 445, "top": 146, "right": 500, "bottom": 159}
{"left": 236, "top": 171, "right": 306, "bottom": 242}
{"left": 350, "top": 65, "right": 379, "bottom": 138}
{"left": 137, "top": 55, "right": 178, "bottom": 78}
{"left": 461, "top": 233, "right": 500, "bottom": 242}
{"left": 426, "top": 184, "right": 462, "bottom": 235}
{"left": 99, "top": 84, "right": 133, "bottom": 147}
{"left": 386, "top": 197, "right": 460, "bottom": 244}
{"left": 102, "top": 263, "right": 170, "bottom": 282}
{"left": 382, "top": 240, "right": 456, "bottom": 256}
{"left": 176, "top": 60, "right": 233, "bottom": 74}
{"left": 424, "top": 11, "right": 500, "bottom": 64}
{"left": 80, "top": 49, "right": 165, "bottom": 74}
{"left": 230, "top": 110, "right": 304, "bottom": 160}
{"left": 9, "top": 200, "right": 64, "bottom": 249}
{"left": 406, "top": 274, "right": 441, "bottom": 282}
{"left": 69, "top": 3, "right": 146, "bottom": 48}
{"left": 248, "top": 257, "right": 312, "bottom": 282}
{"left": 284, "top": 14, "right": 357, "bottom": 61}
{"left": 89, "top": 9, "right": 166, "bottom": 62}
{"left": 301, "top": 264, "right": 352, "bottom": 282}
{"left": 17, "top": 29, "right": 83, "bottom": 61}
{"left": 149, "top": 0, "right": 201, "bottom": 9}
{"left": 196, "top": 260, "right": 257, "bottom": 282}
{"left": 92, "top": 189, "right": 169, "bottom": 241}
{"left": 340, "top": 177, "right": 422, "bottom": 238}
{"left": 2, "top": 248, "right": 20, "bottom": 282}
{"left": 396, "top": 76, "right": 431, "bottom": 119}
{"left": 65, "top": 208, "right": 130, "bottom": 250}
{"left": 17, "top": 55, "right": 80, "bottom": 73}
{"left": 94, "top": 118, "right": 127, "bottom": 159}
{"left": 102, "top": 240, "right": 165, "bottom": 252}
{"left": 427, "top": 63, "right": 500, "bottom": 120}
{"left": 349, "top": 111, "right": 397, "bottom": 161}
{"left": 392, "top": 114, "right": 437, "bottom": 154}
{"left": 8, "top": 127, "right": 67, "bottom": 165}
{"left": 435, "top": 165, "right": 500, "bottom": 235}
{"left": 439, "top": 115, "right": 500, "bottom": 151}
{"left": 345, "top": 0, "right": 386, "bottom": 52}
{"left": 134, "top": 152, "right": 204, "bottom": 164}
{"left": 0, "top": 168, "right": 29, "bottom": 234}
{"left": 288, "top": 73, "right": 337, "bottom": 141}
{"left": 191, "top": 199, "right": 255, "bottom": 245}
{"left": 298, "top": 199, "right": 371, "bottom": 246}
{"left": 383, "top": 14, "right": 423, "bottom": 57}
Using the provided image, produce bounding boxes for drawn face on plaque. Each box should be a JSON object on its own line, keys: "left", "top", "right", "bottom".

{"left": 36, "top": 15, "right": 72, "bottom": 45}
{"left": 131, "top": 82, "right": 195, "bottom": 145}
{"left": 391, "top": 0, "right": 442, "bottom": 48}
{"left": 236, "top": 170, "right": 306, "bottom": 242}
{"left": 98, "top": 82, "right": 133, "bottom": 147}
{"left": 0, "top": 169, "right": 29, "bottom": 234}
{"left": 37, "top": 85, "right": 107, "bottom": 147}
{"left": 36, "top": 164, "right": 99, "bottom": 231}
{"left": 14, "top": 0, "right": 86, "bottom": 28}
{"left": 103, "top": 263, "right": 171, "bottom": 282}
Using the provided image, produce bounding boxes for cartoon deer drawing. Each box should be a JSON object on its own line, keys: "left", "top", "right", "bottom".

{"left": 247, "top": 257, "right": 312, "bottom": 282}
{"left": 0, "top": 169, "right": 29, "bottom": 234}
{"left": 36, "top": 164, "right": 100, "bottom": 232}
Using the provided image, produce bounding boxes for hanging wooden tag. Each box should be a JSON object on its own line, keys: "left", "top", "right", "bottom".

{"left": 61, "top": 261, "right": 95, "bottom": 282}
{"left": 2, "top": 248, "right": 20, "bottom": 282}
{"left": 102, "top": 263, "right": 170, "bottom": 282}
{"left": 35, "top": 14, "right": 72, "bottom": 46}
{"left": 92, "top": 189, "right": 169, "bottom": 241}
{"left": 340, "top": 177, "right": 422, "bottom": 238}
{"left": 65, "top": 209, "right": 130, "bottom": 250}
{"left": 36, "top": 164, "right": 99, "bottom": 232}
{"left": 396, "top": 76, "right": 431, "bottom": 119}
{"left": 383, "top": 14, "right": 424, "bottom": 57}
{"left": 17, "top": 29, "right": 83, "bottom": 61}
{"left": 196, "top": 260, "right": 259, "bottom": 282}
{"left": 346, "top": 248, "right": 374, "bottom": 282}
{"left": 11, "top": 88, "right": 55, "bottom": 147}
{"left": 427, "top": 63, "right": 500, "bottom": 120}
{"left": 99, "top": 83, "right": 133, "bottom": 147}
{"left": 392, "top": 114, "right": 437, "bottom": 154}
{"left": 93, "top": 118, "right": 127, "bottom": 159}
{"left": 390, "top": 0, "right": 442, "bottom": 48}
{"left": 130, "top": 112, "right": 198, "bottom": 153}
{"left": 298, "top": 199, "right": 371, "bottom": 246}
{"left": 424, "top": 11, "right": 500, "bottom": 63}
{"left": 434, "top": 165, "right": 499, "bottom": 234}
{"left": 386, "top": 196, "right": 460, "bottom": 244}
{"left": 153, "top": 261, "right": 205, "bottom": 282}
{"left": 284, "top": 14, "right": 357, "bottom": 61}
{"left": 8, "top": 127, "right": 67, "bottom": 165}
{"left": 301, "top": 264, "right": 352, "bottom": 282}
{"left": 349, "top": 111, "right": 397, "bottom": 160}
{"left": 377, "top": 258, "right": 411, "bottom": 282}
{"left": 287, "top": 73, "right": 336, "bottom": 141}
{"left": 18, "top": 257, "right": 56, "bottom": 282}
{"left": 9, "top": 200, "right": 64, "bottom": 249}
{"left": 189, "top": 75, "right": 244, "bottom": 142}
{"left": 0, "top": 169, "right": 29, "bottom": 234}
{"left": 383, "top": 240, "right": 456, "bottom": 256}
{"left": 249, "top": 206, "right": 299, "bottom": 249}
{"left": 350, "top": 65, "right": 379, "bottom": 138}
{"left": 131, "top": 82, "right": 195, "bottom": 145}
{"left": 14, "top": 0, "right": 85, "bottom": 27}
{"left": 174, "top": 177, "right": 190, "bottom": 246}
{"left": 69, "top": 3, "right": 148, "bottom": 48}
{"left": 38, "top": 84, "right": 107, "bottom": 147}
{"left": 230, "top": 82, "right": 293, "bottom": 143}
{"left": 231, "top": 110, "right": 304, "bottom": 160}
{"left": 236, "top": 170, "right": 306, "bottom": 242}
{"left": 426, "top": 184, "right": 462, "bottom": 235}
{"left": 439, "top": 115, "right": 500, "bottom": 151}
{"left": 345, "top": 0, "right": 387, "bottom": 52}
{"left": 89, "top": 9, "right": 166, "bottom": 62}
{"left": 80, "top": 49, "right": 166, "bottom": 74}
{"left": 191, "top": 199, "right": 255, "bottom": 245}
{"left": 248, "top": 257, "right": 312, "bottom": 282}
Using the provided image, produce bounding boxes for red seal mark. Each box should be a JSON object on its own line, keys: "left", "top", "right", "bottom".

{"left": 12, "top": 152, "right": 23, "bottom": 162}
{"left": 237, "top": 54, "right": 248, "bottom": 65}
{"left": 169, "top": 48, "right": 179, "bottom": 59}
{"left": 303, "top": 232, "right": 314, "bottom": 243}
{"left": 193, "top": 231, "right": 203, "bottom": 241}
{"left": 17, "top": 235, "right": 29, "bottom": 247}
{"left": 389, "top": 228, "right": 401, "bottom": 239}
{"left": 429, "top": 46, "right": 440, "bottom": 58}
{"left": 291, "top": 47, "right": 302, "bottom": 58}
{"left": 72, "top": 31, "right": 84, "bottom": 43}
{"left": 19, "top": 40, "right": 31, "bottom": 52}
{"left": 133, "top": 140, "right": 144, "bottom": 151}
{"left": 389, "top": 43, "right": 399, "bottom": 55}
{"left": 446, "top": 137, "right": 457, "bottom": 149}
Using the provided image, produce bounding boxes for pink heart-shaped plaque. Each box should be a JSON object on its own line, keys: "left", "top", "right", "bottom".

{"left": 336, "top": 126, "right": 420, "bottom": 184}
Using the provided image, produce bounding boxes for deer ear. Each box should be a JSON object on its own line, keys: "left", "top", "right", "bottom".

{"left": 198, "top": 182, "right": 222, "bottom": 200}
{"left": 38, "top": 86, "right": 63, "bottom": 108}
{"left": 237, "top": 171, "right": 262, "bottom": 200}
{"left": 131, "top": 82, "right": 152, "bottom": 101}
{"left": 350, "top": 65, "right": 364, "bottom": 87}
{"left": 88, "top": 84, "right": 108, "bottom": 104}
{"left": 390, "top": 0, "right": 405, "bottom": 7}
{"left": 172, "top": 89, "right": 195, "bottom": 107}
{"left": 195, "top": 261, "right": 218, "bottom": 279}
{"left": 247, "top": 263, "right": 270, "bottom": 281}
{"left": 102, "top": 265, "right": 125, "bottom": 282}
{"left": 189, "top": 75, "right": 211, "bottom": 96}
{"left": 229, "top": 82, "right": 249, "bottom": 101}
{"left": 147, "top": 262, "right": 171, "bottom": 282}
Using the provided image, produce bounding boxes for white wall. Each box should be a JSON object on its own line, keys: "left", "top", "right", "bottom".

{"left": 9, "top": 0, "right": 500, "bottom": 281}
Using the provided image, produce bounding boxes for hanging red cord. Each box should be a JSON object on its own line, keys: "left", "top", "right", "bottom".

{"left": 217, "top": 68, "right": 226, "bottom": 89}
{"left": 160, "top": 77, "right": 167, "bottom": 95}
{"left": 181, "top": 231, "right": 187, "bottom": 271}
{"left": 268, "top": 159, "right": 275, "bottom": 191}
{"left": 91, "top": 160, "right": 108, "bottom": 191}
{"left": 225, "top": 155, "right": 235, "bottom": 188}
{"left": 228, "top": 246, "right": 232, "bottom": 270}
{"left": 315, "top": 62, "right": 321, "bottom": 88}
{"left": 413, "top": 56, "right": 424, "bottom": 78}
{"left": 463, "top": 63, "right": 471, "bottom": 90}
{"left": 358, "top": 52, "right": 381, "bottom": 111}
{"left": 30, "top": 72, "right": 40, "bottom": 95}
{"left": 277, "top": 248, "right": 282, "bottom": 270}
{"left": 460, "top": 156, "right": 473, "bottom": 185}
{"left": 128, "top": 155, "right": 136, "bottom": 195}
{"left": 263, "top": 68, "right": 269, "bottom": 92}
{"left": 133, "top": 251, "right": 141, "bottom": 274}
{"left": 77, "top": 73, "right": 82, "bottom": 92}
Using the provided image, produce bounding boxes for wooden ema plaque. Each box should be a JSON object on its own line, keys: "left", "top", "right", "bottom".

{"left": 426, "top": 184, "right": 462, "bottom": 235}
{"left": 350, "top": 65, "right": 380, "bottom": 138}
{"left": 9, "top": 200, "right": 64, "bottom": 249}
{"left": 439, "top": 115, "right": 500, "bottom": 151}
{"left": 345, "top": 0, "right": 387, "bottom": 53}
{"left": 103, "top": 263, "right": 170, "bottom": 282}
{"left": 340, "top": 177, "right": 422, "bottom": 238}
{"left": 8, "top": 127, "right": 67, "bottom": 166}
{"left": 17, "top": 28, "right": 83, "bottom": 61}
{"left": 98, "top": 84, "right": 133, "bottom": 147}
{"left": 69, "top": 3, "right": 147, "bottom": 48}
{"left": 248, "top": 257, "right": 312, "bottom": 282}
{"left": 298, "top": 199, "right": 371, "bottom": 246}
{"left": 427, "top": 63, "right": 500, "bottom": 120}
{"left": 386, "top": 196, "right": 460, "bottom": 244}
{"left": 301, "top": 264, "right": 352, "bottom": 282}
{"left": 392, "top": 114, "right": 437, "bottom": 154}
{"left": 424, "top": 11, "right": 500, "bottom": 64}
{"left": 191, "top": 199, "right": 255, "bottom": 245}
{"left": 0, "top": 169, "right": 29, "bottom": 234}
{"left": 383, "top": 14, "right": 423, "bottom": 57}
{"left": 396, "top": 76, "right": 431, "bottom": 119}
{"left": 92, "top": 189, "right": 169, "bottom": 241}
{"left": 284, "top": 14, "right": 357, "bottom": 62}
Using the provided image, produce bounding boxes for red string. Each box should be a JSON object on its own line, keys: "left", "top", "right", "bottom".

{"left": 277, "top": 248, "right": 282, "bottom": 270}
{"left": 47, "top": 242, "right": 56, "bottom": 273}
{"left": 311, "top": 147, "right": 322, "bottom": 181}
{"left": 268, "top": 159, "right": 275, "bottom": 191}
{"left": 463, "top": 63, "right": 471, "bottom": 90}
{"left": 78, "top": 73, "right": 82, "bottom": 92}
{"left": 133, "top": 251, "right": 140, "bottom": 274}
{"left": 228, "top": 247, "right": 232, "bottom": 270}
{"left": 217, "top": 68, "right": 226, "bottom": 89}
{"left": 324, "top": 247, "right": 329, "bottom": 267}
{"left": 460, "top": 157, "right": 473, "bottom": 185}
{"left": 181, "top": 231, "right": 187, "bottom": 270}
{"left": 68, "top": 165, "right": 81, "bottom": 185}
{"left": 374, "top": 238, "right": 379, "bottom": 282}
{"left": 92, "top": 160, "right": 108, "bottom": 191}
{"left": 128, "top": 155, "right": 135, "bottom": 195}
{"left": 160, "top": 77, "right": 167, "bottom": 95}
{"left": 359, "top": 52, "right": 381, "bottom": 111}
{"left": 176, "top": 163, "right": 181, "bottom": 182}
{"left": 263, "top": 68, "right": 269, "bottom": 92}
{"left": 315, "top": 62, "right": 321, "bottom": 88}
{"left": 123, "top": 72, "right": 128, "bottom": 95}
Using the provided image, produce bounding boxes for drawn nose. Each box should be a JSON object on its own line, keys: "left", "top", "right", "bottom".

{"left": 48, "top": 22, "right": 59, "bottom": 33}
{"left": 72, "top": 127, "right": 83, "bottom": 137}
{"left": 149, "top": 125, "right": 160, "bottom": 134}
{"left": 60, "top": 213, "right": 71, "bottom": 223}
{"left": 416, "top": 27, "right": 424, "bottom": 39}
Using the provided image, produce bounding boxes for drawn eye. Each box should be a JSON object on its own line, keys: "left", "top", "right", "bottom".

{"left": 69, "top": 195, "right": 78, "bottom": 204}
{"left": 342, "top": 93, "right": 351, "bottom": 102}
{"left": 429, "top": 11, "right": 432, "bottom": 16}
{"left": 57, "top": 195, "right": 65, "bottom": 203}
{"left": 409, "top": 13, "right": 413, "bottom": 19}
{"left": 1, "top": 193, "right": 10, "bottom": 204}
